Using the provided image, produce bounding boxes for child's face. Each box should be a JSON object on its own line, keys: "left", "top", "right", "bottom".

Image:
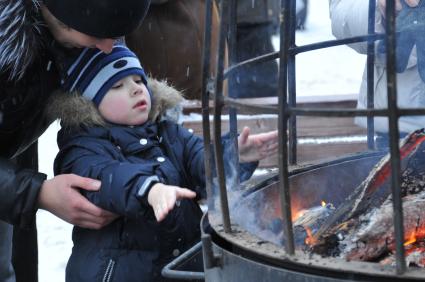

{"left": 98, "top": 75, "right": 151, "bottom": 125}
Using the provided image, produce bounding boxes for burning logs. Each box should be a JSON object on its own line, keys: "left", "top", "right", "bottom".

{"left": 342, "top": 192, "right": 425, "bottom": 262}
{"left": 309, "top": 129, "right": 425, "bottom": 266}
{"left": 313, "top": 129, "right": 425, "bottom": 242}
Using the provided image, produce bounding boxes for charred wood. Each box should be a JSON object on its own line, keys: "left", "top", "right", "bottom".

{"left": 380, "top": 245, "right": 425, "bottom": 268}
{"left": 340, "top": 192, "right": 425, "bottom": 262}
{"left": 313, "top": 129, "right": 425, "bottom": 241}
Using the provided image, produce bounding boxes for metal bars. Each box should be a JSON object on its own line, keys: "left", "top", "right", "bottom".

{"left": 384, "top": 0, "right": 406, "bottom": 274}
{"left": 201, "top": 0, "right": 409, "bottom": 275}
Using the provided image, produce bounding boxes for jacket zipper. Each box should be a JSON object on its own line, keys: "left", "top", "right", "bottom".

{"left": 102, "top": 259, "right": 116, "bottom": 282}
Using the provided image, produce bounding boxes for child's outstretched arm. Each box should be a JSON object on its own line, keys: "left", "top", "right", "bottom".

{"left": 238, "top": 126, "right": 278, "bottom": 163}
{"left": 147, "top": 183, "right": 196, "bottom": 222}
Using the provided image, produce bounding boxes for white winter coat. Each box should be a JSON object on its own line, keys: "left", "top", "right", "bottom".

{"left": 329, "top": 0, "right": 425, "bottom": 133}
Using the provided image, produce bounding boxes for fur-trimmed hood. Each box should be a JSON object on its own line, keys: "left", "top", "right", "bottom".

{"left": 0, "top": 0, "right": 44, "bottom": 81}
{"left": 46, "top": 77, "right": 184, "bottom": 128}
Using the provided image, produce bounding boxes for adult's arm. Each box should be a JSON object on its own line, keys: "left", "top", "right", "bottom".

{"left": 0, "top": 158, "right": 46, "bottom": 228}
{"left": 0, "top": 157, "right": 116, "bottom": 229}
{"left": 329, "top": 0, "right": 374, "bottom": 54}
{"left": 150, "top": 0, "right": 169, "bottom": 4}
{"left": 37, "top": 174, "right": 117, "bottom": 229}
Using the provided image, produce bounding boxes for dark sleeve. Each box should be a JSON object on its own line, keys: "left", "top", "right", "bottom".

{"left": 54, "top": 139, "right": 159, "bottom": 220}
{"left": 175, "top": 123, "right": 258, "bottom": 192}
{"left": 178, "top": 125, "right": 207, "bottom": 189}
{"left": 150, "top": 0, "right": 169, "bottom": 4}
{"left": 0, "top": 158, "right": 46, "bottom": 228}
{"left": 221, "top": 132, "right": 258, "bottom": 182}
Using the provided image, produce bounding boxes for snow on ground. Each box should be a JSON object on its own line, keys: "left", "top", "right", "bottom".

{"left": 36, "top": 1, "right": 365, "bottom": 281}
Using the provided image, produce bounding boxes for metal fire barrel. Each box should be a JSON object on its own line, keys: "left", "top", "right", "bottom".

{"left": 196, "top": 153, "right": 425, "bottom": 281}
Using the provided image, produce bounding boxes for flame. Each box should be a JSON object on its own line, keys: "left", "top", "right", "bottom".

{"left": 304, "top": 226, "right": 317, "bottom": 245}
{"left": 292, "top": 209, "right": 307, "bottom": 222}
{"left": 321, "top": 200, "right": 326, "bottom": 207}
{"left": 404, "top": 231, "right": 417, "bottom": 246}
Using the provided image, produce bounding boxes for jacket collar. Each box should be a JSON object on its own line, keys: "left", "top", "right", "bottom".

{"left": 76, "top": 121, "right": 161, "bottom": 155}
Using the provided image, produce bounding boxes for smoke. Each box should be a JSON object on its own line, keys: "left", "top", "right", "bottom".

{"left": 220, "top": 156, "right": 284, "bottom": 245}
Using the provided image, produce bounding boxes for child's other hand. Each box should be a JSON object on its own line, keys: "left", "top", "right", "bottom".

{"left": 147, "top": 183, "right": 196, "bottom": 222}
{"left": 238, "top": 127, "right": 278, "bottom": 163}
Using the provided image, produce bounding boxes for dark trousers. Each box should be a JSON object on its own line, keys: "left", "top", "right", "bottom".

{"left": 12, "top": 143, "right": 39, "bottom": 282}
{"left": 12, "top": 222, "right": 38, "bottom": 282}
{"left": 0, "top": 221, "right": 15, "bottom": 282}
{"left": 230, "top": 23, "right": 278, "bottom": 98}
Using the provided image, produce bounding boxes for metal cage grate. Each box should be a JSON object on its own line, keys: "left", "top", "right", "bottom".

{"left": 201, "top": 0, "right": 425, "bottom": 275}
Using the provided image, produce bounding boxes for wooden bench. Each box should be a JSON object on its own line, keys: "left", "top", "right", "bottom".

{"left": 181, "top": 95, "right": 368, "bottom": 167}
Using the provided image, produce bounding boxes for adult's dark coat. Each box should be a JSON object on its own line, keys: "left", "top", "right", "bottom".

{"left": 0, "top": 1, "right": 68, "bottom": 281}
{"left": 51, "top": 79, "right": 257, "bottom": 281}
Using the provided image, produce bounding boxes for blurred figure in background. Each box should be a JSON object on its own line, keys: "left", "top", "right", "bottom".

{"left": 231, "top": 0, "right": 308, "bottom": 98}
{"left": 230, "top": 0, "right": 280, "bottom": 98}
{"left": 127, "top": 0, "right": 309, "bottom": 101}
{"left": 329, "top": 0, "right": 422, "bottom": 149}
{"left": 296, "top": 0, "right": 309, "bottom": 30}
{"left": 126, "top": 0, "right": 221, "bottom": 101}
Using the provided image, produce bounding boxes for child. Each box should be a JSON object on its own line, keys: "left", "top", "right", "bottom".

{"left": 50, "top": 43, "right": 278, "bottom": 282}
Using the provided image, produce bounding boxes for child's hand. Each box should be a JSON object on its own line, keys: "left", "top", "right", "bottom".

{"left": 238, "top": 127, "right": 278, "bottom": 163}
{"left": 147, "top": 183, "right": 196, "bottom": 222}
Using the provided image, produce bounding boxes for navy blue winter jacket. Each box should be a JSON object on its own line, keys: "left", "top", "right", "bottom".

{"left": 54, "top": 119, "right": 257, "bottom": 282}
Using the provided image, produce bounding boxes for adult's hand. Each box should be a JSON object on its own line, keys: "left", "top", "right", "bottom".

{"left": 378, "top": 0, "right": 420, "bottom": 17}
{"left": 38, "top": 174, "right": 118, "bottom": 229}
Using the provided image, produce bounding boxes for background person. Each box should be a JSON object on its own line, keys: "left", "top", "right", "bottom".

{"left": 329, "top": 0, "right": 422, "bottom": 149}
{"left": 126, "top": 0, "right": 221, "bottom": 101}
{"left": 230, "top": 0, "right": 280, "bottom": 98}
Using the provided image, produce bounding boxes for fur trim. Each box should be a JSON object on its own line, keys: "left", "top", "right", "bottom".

{"left": 46, "top": 77, "right": 185, "bottom": 128}
{"left": 46, "top": 90, "right": 106, "bottom": 128}
{"left": 148, "top": 78, "right": 184, "bottom": 122}
{"left": 0, "top": 0, "right": 43, "bottom": 81}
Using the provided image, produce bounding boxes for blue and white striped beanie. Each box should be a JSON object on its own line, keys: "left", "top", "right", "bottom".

{"left": 61, "top": 44, "right": 148, "bottom": 106}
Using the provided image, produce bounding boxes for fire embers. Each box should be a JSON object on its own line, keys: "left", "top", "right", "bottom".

{"left": 268, "top": 202, "right": 335, "bottom": 249}
{"left": 309, "top": 129, "right": 425, "bottom": 267}
{"left": 339, "top": 192, "right": 425, "bottom": 267}
{"left": 293, "top": 202, "right": 335, "bottom": 247}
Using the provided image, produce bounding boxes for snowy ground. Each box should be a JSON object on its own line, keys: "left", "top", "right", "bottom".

{"left": 37, "top": 1, "right": 365, "bottom": 281}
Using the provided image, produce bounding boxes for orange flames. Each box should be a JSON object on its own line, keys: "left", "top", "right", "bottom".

{"left": 292, "top": 209, "right": 307, "bottom": 222}
{"left": 404, "top": 231, "right": 417, "bottom": 247}
{"left": 304, "top": 201, "right": 327, "bottom": 245}
{"left": 305, "top": 226, "right": 317, "bottom": 245}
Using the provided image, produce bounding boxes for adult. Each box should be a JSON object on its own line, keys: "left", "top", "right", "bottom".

{"left": 0, "top": 0, "right": 150, "bottom": 281}
{"left": 329, "top": 0, "right": 422, "bottom": 148}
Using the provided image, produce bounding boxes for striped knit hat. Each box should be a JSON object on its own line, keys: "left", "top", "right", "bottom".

{"left": 61, "top": 44, "right": 148, "bottom": 106}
